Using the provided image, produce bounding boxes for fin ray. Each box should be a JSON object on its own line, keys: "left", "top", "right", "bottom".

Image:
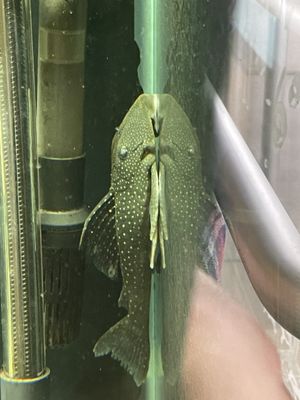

{"left": 159, "top": 162, "right": 168, "bottom": 269}
{"left": 149, "top": 163, "right": 159, "bottom": 269}
{"left": 80, "top": 191, "right": 120, "bottom": 280}
{"left": 94, "top": 315, "right": 149, "bottom": 386}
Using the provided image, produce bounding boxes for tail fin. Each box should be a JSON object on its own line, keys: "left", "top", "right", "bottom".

{"left": 94, "top": 316, "right": 149, "bottom": 386}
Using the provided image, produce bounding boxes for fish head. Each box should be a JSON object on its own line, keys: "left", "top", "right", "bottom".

{"left": 158, "top": 94, "right": 202, "bottom": 181}
{"left": 111, "top": 95, "right": 158, "bottom": 192}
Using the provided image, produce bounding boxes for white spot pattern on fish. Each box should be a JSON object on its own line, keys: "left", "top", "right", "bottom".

{"left": 80, "top": 94, "right": 221, "bottom": 386}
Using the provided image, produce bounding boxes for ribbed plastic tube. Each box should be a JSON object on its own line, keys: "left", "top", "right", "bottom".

{"left": 0, "top": 0, "right": 49, "bottom": 399}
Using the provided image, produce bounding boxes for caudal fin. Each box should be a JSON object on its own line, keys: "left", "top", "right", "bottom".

{"left": 94, "top": 315, "right": 149, "bottom": 386}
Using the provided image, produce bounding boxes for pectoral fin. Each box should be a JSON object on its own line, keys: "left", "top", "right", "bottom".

{"left": 149, "top": 162, "right": 168, "bottom": 270}
{"left": 80, "top": 191, "right": 120, "bottom": 280}
{"left": 159, "top": 162, "right": 168, "bottom": 269}
{"left": 149, "top": 163, "right": 159, "bottom": 269}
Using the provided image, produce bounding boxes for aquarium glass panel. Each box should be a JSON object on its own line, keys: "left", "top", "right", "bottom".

{"left": 0, "top": 1, "right": 299, "bottom": 400}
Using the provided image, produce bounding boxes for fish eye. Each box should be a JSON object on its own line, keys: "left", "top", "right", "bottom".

{"left": 187, "top": 147, "right": 195, "bottom": 156}
{"left": 119, "top": 147, "right": 128, "bottom": 160}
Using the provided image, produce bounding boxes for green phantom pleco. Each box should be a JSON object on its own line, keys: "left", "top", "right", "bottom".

{"left": 80, "top": 94, "right": 215, "bottom": 386}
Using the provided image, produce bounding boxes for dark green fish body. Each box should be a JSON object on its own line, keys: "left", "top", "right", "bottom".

{"left": 80, "top": 94, "right": 216, "bottom": 386}
{"left": 81, "top": 95, "right": 158, "bottom": 385}
{"left": 159, "top": 97, "right": 214, "bottom": 384}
